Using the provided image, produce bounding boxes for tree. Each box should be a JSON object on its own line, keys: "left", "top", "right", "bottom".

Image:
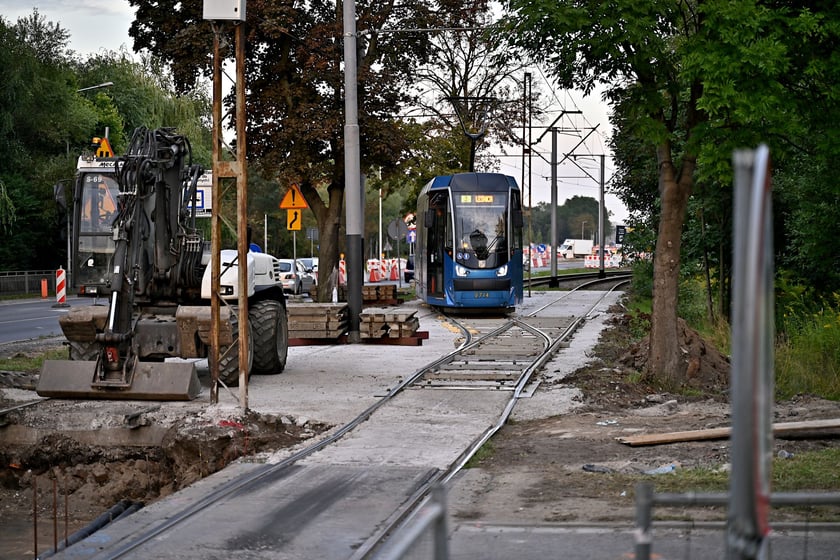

{"left": 128, "top": 0, "right": 437, "bottom": 301}
{"left": 0, "top": 14, "right": 90, "bottom": 270}
{"left": 76, "top": 50, "right": 211, "bottom": 160}
{"left": 504, "top": 0, "right": 835, "bottom": 388}
{"left": 410, "top": 2, "right": 528, "bottom": 172}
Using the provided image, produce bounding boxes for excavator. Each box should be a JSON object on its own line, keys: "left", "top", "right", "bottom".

{"left": 38, "top": 127, "right": 289, "bottom": 400}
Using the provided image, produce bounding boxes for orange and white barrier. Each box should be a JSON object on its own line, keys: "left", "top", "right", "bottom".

{"left": 366, "top": 259, "right": 382, "bottom": 283}
{"left": 585, "top": 255, "right": 624, "bottom": 268}
{"left": 53, "top": 267, "right": 69, "bottom": 307}
{"left": 339, "top": 259, "right": 347, "bottom": 285}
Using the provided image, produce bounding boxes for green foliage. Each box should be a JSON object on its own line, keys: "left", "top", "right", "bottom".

{"left": 677, "top": 275, "right": 708, "bottom": 329}
{"left": 77, "top": 51, "right": 211, "bottom": 162}
{"left": 630, "top": 259, "right": 654, "bottom": 301}
{"left": 776, "top": 298, "right": 840, "bottom": 401}
{"left": 0, "top": 11, "right": 213, "bottom": 272}
{"left": 523, "top": 196, "right": 610, "bottom": 247}
{"left": 0, "top": 178, "right": 16, "bottom": 234}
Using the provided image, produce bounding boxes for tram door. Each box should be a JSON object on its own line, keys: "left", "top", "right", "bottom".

{"left": 426, "top": 191, "right": 449, "bottom": 298}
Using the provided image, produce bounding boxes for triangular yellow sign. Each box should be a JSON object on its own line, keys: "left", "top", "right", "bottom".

{"left": 95, "top": 137, "right": 114, "bottom": 158}
{"left": 280, "top": 183, "right": 308, "bottom": 209}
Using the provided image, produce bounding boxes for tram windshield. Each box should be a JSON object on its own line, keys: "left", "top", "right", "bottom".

{"left": 453, "top": 193, "right": 509, "bottom": 268}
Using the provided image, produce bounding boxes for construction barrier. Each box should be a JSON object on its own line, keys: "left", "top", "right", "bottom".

{"left": 584, "top": 255, "right": 624, "bottom": 268}
{"left": 367, "top": 259, "right": 382, "bottom": 283}
{"left": 53, "top": 267, "right": 69, "bottom": 307}
{"left": 339, "top": 259, "right": 347, "bottom": 286}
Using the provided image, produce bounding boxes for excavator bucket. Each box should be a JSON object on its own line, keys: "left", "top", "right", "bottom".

{"left": 37, "top": 360, "right": 201, "bottom": 401}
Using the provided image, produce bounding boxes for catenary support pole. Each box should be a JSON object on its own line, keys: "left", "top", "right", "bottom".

{"left": 343, "top": 0, "right": 362, "bottom": 342}
{"left": 549, "top": 127, "right": 558, "bottom": 286}
{"left": 598, "top": 154, "right": 606, "bottom": 278}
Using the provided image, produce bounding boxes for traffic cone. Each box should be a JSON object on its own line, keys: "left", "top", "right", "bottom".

{"left": 369, "top": 266, "right": 380, "bottom": 283}
{"left": 389, "top": 259, "right": 399, "bottom": 281}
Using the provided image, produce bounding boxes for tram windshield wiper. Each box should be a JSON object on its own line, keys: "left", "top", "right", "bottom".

{"left": 469, "top": 229, "right": 490, "bottom": 260}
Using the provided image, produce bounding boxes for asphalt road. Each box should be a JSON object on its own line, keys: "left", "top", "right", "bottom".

{"left": 0, "top": 296, "right": 85, "bottom": 344}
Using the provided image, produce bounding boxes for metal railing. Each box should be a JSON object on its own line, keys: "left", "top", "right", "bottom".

{"left": 634, "top": 483, "right": 840, "bottom": 560}
{"left": 376, "top": 486, "right": 449, "bottom": 560}
{"left": 0, "top": 270, "right": 57, "bottom": 296}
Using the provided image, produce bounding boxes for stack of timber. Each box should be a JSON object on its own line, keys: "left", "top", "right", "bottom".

{"left": 359, "top": 307, "right": 428, "bottom": 346}
{"left": 287, "top": 303, "right": 349, "bottom": 345}
{"left": 338, "top": 284, "right": 402, "bottom": 306}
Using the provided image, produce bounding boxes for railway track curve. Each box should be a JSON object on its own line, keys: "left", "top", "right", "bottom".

{"left": 42, "top": 277, "right": 628, "bottom": 559}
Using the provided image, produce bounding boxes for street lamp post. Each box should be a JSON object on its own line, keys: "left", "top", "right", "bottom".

{"left": 581, "top": 221, "right": 586, "bottom": 239}
{"left": 76, "top": 81, "right": 114, "bottom": 93}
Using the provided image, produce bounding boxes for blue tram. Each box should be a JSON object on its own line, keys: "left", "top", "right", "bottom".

{"left": 415, "top": 173, "right": 524, "bottom": 310}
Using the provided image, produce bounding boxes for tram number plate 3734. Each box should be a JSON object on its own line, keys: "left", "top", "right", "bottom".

{"left": 474, "top": 291, "right": 490, "bottom": 298}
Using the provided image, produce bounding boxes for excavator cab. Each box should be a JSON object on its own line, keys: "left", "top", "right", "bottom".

{"left": 38, "top": 128, "right": 211, "bottom": 401}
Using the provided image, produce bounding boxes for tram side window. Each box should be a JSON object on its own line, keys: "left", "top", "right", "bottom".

{"left": 511, "top": 190, "right": 523, "bottom": 251}
{"left": 427, "top": 192, "right": 451, "bottom": 255}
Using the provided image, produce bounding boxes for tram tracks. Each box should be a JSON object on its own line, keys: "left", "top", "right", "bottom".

{"left": 47, "top": 278, "right": 628, "bottom": 559}
{"left": 359, "top": 278, "right": 629, "bottom": 558}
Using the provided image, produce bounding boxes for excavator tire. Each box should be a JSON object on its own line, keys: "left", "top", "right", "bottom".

{"left": 218, "top": 308, "right": 253, "bottom": 386}
{"left": 250, "top": 300, "right": 289, "bottom": 375}
{"left": 69, "top": 341, "right": 99, "bottom": 362}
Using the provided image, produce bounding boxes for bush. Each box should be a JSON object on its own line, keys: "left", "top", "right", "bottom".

{"left": 775, "top": 303, "right": 840, "bottom": 400}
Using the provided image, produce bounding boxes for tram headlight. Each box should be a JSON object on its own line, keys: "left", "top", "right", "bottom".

{"left": 455, "top": 264, "right": 469, "bottom": 277}
{"left": 496, "top": 264, "right": 508, "bottom": 277}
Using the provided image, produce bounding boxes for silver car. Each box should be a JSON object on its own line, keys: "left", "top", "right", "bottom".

{"left": 297, "top": 257, "right": 319, "bottom": 285}
{"left": 278, "top": 259, "right": 316, "bottom": 294}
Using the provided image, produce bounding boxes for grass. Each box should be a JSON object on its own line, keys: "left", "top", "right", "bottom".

{"left": 651, "top": 450, "right": 840, "bottom": 494}
{"left": 626, "top": 262, "right": 840, "bottom": 401}
{"left": 775, "top": 306, "right": 840, "bottom": 400}
{"left": 773, "top": 448, "right": 840, "bottom": 491}
{"left": 465, "top": 441, "right": 496, "bottom": 468}
{"left": 0, "top": 346, "right": 66, "bottom": 372}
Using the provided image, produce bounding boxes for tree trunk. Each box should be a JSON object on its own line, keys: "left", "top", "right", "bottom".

{"left": 297, "top": 178, "right": 345, "bottom": 303}
{"left": 647, "top": 142, "right": 695, "bottom": 389}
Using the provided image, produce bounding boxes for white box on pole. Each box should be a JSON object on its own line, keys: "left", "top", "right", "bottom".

{"left": 203, "top": 0, "right": 245, "bottom": 21}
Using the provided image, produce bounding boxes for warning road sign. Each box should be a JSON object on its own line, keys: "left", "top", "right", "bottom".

{"left": 280, "top": 183, "right": 308, "bottom": 210}
{"left": 287, "top": 209, "right": 302, "bottom": 231}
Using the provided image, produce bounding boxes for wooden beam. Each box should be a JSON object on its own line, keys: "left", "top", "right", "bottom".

{"left": 617, "top": 418, "right": 840, "bottom": 447}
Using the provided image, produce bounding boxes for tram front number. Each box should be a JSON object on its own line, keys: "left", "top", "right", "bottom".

{"left": 474, "top": 291, "right": 490, "bottom": 298}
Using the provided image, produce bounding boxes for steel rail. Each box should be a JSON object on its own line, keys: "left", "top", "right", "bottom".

{"left": 90, "top": 283, "right": 628, "bottom": 559}
{"left": 0, "top": 398, "right": 49, "bottom": 421}
{"left": 97, "top": 311, "right": 476, "bottom": 559}
{"left": 357, "top": 284, "right": 628, "bottom": 558}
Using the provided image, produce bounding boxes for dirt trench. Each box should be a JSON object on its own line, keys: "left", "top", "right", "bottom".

{"left": 0, "top": 386, "right": 328, "bottom": 559}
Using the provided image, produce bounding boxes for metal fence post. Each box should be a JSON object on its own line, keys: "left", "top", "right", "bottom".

{"left": 635, "top": 482, "right": 653, "bottom": 560}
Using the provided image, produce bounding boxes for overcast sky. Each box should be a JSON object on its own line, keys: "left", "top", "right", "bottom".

{"left": 3, "top": 2, "right": 628, "bottom": 225}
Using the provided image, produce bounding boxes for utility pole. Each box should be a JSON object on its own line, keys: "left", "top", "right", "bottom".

{"left": 204, "top": 0, "right": 249, "bottom": 408}
{"left": 343, "top": 0, "right": 363, "bottom": 342}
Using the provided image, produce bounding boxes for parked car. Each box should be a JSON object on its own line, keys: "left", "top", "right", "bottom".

{"left": 297, "top": 257, "right": 319, "bottom": 285}
{"left": 278, "top": 259, "right": 316, "bottom": 295}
